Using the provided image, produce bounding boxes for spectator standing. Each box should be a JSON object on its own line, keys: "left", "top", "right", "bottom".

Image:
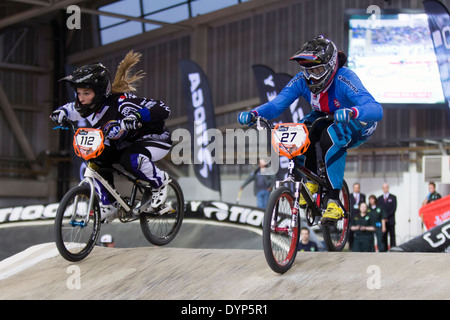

{"left": 377, "top": 183, "right": 397, "bottom": 250}
{"left": 350, "top": 202, "right": 375, "bottom": 252}
{"left": 349, "top": 182, "right": 366, "bottom": 250}
{"left": 421, "top": 181, "right": 442, "bottom": 207}
{"left": 239, "top": 159, "right": 276, "bottom": 209}
{"left": 367, "top": 195, "right": 387, "bottom": 252}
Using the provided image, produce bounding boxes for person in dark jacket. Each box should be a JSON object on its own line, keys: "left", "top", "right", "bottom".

{"left": 350, "top": 202, "right": 375, "bottom": 252}
{"left": 377, "top": 183, "right": 397, "bottom": 250}
{"left": 349, "top": 182, "right": 366, "bottom": 250}
{"left": 367, "top": 194, "right": 387, "bottom": 252}
{"left": 297, "top": 227, "right": 319, "bottom": 252}
{"left": 421, "top": 181, "right": 442, "bottom": 207}
{"left": 239, "top": 159, "right": 276, "bottom": 209}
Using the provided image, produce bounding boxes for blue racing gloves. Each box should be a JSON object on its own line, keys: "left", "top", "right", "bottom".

{"left": 334, "top": 108, "right": 355, "bottom": 123}
{"left": 238, "top": 111, "right": 257, "bottom": 125}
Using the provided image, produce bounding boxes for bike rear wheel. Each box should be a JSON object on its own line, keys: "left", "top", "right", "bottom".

{"left": 322, "top": 180, "right": 351, "bottom": 251}
{"left": 54, "top": 185, "right": 101, "bottom": 262}
{"left": 263, "top": 187, "right": 299, "bottom": 274}
{"left": 140, "top": 179, "right": 184, "bottom": 246}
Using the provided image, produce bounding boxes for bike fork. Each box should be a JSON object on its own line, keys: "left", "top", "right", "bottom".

{"left": 271, "top": 181, "right": 301, "bottom": 233}
{"left": 73, "top": 176, "right": 97, "bottom": 225}
{"left": 291, "top": 181, "right": 301, "bottom": 229}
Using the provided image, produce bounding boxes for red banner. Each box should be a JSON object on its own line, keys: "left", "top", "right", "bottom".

{"left": 419, "top": 195, "right": 450, "bottom": 229}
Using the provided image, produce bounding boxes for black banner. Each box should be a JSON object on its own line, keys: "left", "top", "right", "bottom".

{"left": 391, "top": 219, "right": 450, "bottom": 252}
{"left": 179, "top": 60, "right": 221, "bottom": 194}
{"left": 424, "top": 0, "right": 450, "bottom": 109}
{"left": 252, "top": 64, "right": 310, "bottom": 123}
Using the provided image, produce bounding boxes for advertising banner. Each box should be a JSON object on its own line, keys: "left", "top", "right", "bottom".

{"left": 419, "top": 195, "right": 450, "bottom": 229}
{"left": 424, "top": 0, "right": 450, "bottom": 109}
{"left": 179, "top": 60, "right": 221, "bottom": 194}
{"left": 392, "top": 219, "right": 450, "bottom": 252}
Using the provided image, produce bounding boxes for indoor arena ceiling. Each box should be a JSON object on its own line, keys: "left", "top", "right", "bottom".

{"left": 0, "top": 0, "right": 189, "bottom": 31}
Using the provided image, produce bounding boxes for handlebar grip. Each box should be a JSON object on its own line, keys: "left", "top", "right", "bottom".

{"left": 61, "top": 116, "right": 69, "bottom": 124}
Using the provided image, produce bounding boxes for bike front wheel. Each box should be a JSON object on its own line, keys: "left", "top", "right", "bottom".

{"left": 262, "top": 186, "right": 299, "bottom": 274}
{"left": 322, "top": 180, "right": 351, "bottom": 251}
{"left": 54, "top": 185, "right": 101, "bottom": 262}
{"left": 140, "top": 179, "right": 184, "bottom": 246}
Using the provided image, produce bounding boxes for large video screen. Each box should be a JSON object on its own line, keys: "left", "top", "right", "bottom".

{"left": 347, "top": 11, "right": 445, "bottom": 105}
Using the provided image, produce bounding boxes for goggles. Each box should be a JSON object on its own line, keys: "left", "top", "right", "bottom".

{"left": 299, "top": 63, "right": 328, "bottom": 80}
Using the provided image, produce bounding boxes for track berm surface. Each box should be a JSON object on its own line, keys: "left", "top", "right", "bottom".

{"left": 0, "top": 242, "right": 449, "bottom": 300}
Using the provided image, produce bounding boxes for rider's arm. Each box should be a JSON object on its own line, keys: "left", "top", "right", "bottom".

{"left": 252, "top": 73, "right": 308, "bottom": 120}
{"left": 145, "top": 100, "right": 171, "bottom": 122}
{"left": 120, "top": 98, "right": 171, "bottom": 123}
{"left": 337, "top": 68, "right": 383, "bottom": 122}
{"left": 55, "top": 102, "right": 83, "bottom": 122}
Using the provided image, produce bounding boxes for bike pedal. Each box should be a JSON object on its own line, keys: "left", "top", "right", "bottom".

{"left": 157, "top": 204, "right": 173, "bottom": 215}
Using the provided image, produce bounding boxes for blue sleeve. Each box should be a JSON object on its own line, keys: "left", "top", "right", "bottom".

{"left": 252, "top": 73, "right": 308, "bottom": 120}
{"left": 337, "top": 68, "right": 383, "bottom": 122}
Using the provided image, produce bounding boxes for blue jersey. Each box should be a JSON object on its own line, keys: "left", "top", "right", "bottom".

{"left": 253, "top": 67, "right": 383, "bottom": 123}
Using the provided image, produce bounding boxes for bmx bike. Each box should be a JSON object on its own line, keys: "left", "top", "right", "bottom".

{"left": 254, "top": 115, "right": 351, "bottom": 274}
{"left": 53, "top": 120, "right": 184, "bottom": 262}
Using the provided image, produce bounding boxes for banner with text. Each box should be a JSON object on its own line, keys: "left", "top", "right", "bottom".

{"left": 179, "top": 60, "right": 221, "bottom": 194}
{"left": 424, "top": 0, "right": 450, "bottom": 109}
{"left": 419, "top": 195, "right": 450, "bottom": 229}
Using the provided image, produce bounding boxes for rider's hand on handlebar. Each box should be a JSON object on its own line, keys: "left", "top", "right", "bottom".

{"left": 334, "top": 108, "right": 354, "bottom": 124}
{"left": 50, "top": 109, "right": 68, "bottom": 124}
{"left": 121, "top": 113, "right": 142, "bottom": 130}
{"left": 238, "top": 111, "right": 257, "bottom": 125}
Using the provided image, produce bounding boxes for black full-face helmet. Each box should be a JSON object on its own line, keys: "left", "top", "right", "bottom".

{"left": 60, "top": 63, "right": 112, "bottom": 117}
{"left": 290, "top": 35, "right": 338, "bottom": 95}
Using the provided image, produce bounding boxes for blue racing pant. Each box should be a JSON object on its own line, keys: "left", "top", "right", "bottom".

{"left": 299, "top": 111, "right": 377, "bottom": 191}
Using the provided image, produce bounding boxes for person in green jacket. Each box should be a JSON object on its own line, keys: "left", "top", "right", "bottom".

{"left": 367, "top": 195, "right": 387, "bottom": 252}
{"left": 421, "top": 181, "right": 442, "bottom": 207}
{"left": 350, "top": 202, "right": 375, "bottom": 252}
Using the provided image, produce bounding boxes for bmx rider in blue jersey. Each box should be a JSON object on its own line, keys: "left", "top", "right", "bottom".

{"left": 238, "top": 35, "right": 383, "bottom": 224}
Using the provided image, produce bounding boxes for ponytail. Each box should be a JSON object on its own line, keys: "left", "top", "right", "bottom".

{"left": 111, "top": 50, "right": 145, "bottom": 94}
{"left": 338, "top": 51, "right": 347, "bottom": 68}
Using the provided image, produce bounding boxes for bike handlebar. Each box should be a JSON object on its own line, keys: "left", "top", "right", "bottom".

{"left": 251, "top": 114, "right": 335, "bottom": 133}
{"left": 53, "top": 117, "right": 77, "bottom": 132}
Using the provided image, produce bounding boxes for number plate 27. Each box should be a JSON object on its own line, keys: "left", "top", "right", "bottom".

{"left": 73, "top": 128, "right": 105, "bottom": 160}
{"left": 271, "top": 123, "right": 310, "bottom": 159}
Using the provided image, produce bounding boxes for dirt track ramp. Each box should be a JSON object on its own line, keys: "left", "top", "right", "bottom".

{"left": 0, "top": 243, "right": 449, "bottom": 300}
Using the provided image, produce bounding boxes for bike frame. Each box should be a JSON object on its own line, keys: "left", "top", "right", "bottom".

{"left": 261, "top": 115, "right": 348, "bottom": 225}
{"left": 274, "top": 159, "right": 324, "bottom": 223}
{"left": 80, "top": 164, "right": 131, "bottom": 213}
{"left": 77, "top": 156, "right": 154, "bottom": 223}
